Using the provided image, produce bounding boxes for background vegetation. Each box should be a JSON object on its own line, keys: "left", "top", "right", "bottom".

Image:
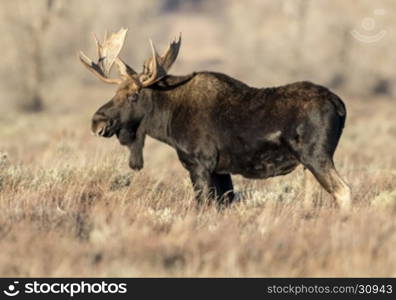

{"left": 0, "top": 0, "right": 395, "bottom": 276}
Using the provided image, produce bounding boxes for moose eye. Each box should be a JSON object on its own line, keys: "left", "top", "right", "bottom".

{"left": 128, "top": 93, "right": 138, "bottom": 102}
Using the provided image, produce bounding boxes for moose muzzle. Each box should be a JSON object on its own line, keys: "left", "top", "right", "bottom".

{"left": 91, "top": 119, "right": 119, "bottom": 138}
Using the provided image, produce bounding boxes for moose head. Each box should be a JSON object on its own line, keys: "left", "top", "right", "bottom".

{"left": 79, "top": 28, "right": 181, "bottom": 140}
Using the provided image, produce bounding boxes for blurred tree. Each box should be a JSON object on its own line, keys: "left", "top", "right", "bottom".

{"left": 162, "top": 0, "right": 205, "bottom": 12}
{"left": 1, "top": 0, "right": 66, "bottom": 112}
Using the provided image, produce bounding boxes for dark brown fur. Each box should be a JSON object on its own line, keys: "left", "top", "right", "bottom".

{"left": 91, "top": 71, "right": 351, "bottom": 208}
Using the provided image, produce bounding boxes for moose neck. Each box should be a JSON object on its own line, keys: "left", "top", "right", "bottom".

{"left": 142, "top": 74, "right": 196, "bottom": 147}
{"left": 142, "top": 88, "right": 175, "bottom": 147}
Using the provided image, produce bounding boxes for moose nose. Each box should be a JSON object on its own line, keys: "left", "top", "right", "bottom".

{"left": 98, "top": 126, "right": 106, "bottom": 136}
{"left": 91, "top": 121, "right": 107, "bottom": 137}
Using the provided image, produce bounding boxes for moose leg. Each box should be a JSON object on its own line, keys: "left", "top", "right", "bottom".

{"left": 285, "top": 118, "right": 351, "bottom": 211}
{"left": 211, "top": 173, "right": 235, "bottom": 206}
{"left": 177, "top": 150, "right": 219, "bottom": 206}
{"left": 304, "top": 162, "right": 351, "bottom": 211}
{"left": 303, "top": 167, "right": 315, "bottom": 209}
{"left": 188, "top": 166, "right": 215, "bottom": 206}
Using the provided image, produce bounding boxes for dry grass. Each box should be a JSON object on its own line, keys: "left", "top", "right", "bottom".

{"left": 0, "top": 85, "right": 395, "bottom": 277}
{"left": 0, "top": 0, "right": 395, "bottom": 277}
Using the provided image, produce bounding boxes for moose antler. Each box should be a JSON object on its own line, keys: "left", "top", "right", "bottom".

{"left": 140, "top": 34, "right": 182, "bottom": 87}
{"left": 159, "top": 33, "right": 182, "bottom": 72}
{"left": 79, "top": 28, "right": 136, "bottom": 84}
{"left": 80, "top": 28, "right": 181, "bottom": 87}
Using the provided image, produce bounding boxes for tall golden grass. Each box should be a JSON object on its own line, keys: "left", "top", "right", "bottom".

{"left": 0, "top": 0, "right": 395, "bottom": 277}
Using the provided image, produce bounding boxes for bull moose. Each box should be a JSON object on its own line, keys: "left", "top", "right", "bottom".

{"left": 79, "top": 28, "right": 351, "bottom": 210}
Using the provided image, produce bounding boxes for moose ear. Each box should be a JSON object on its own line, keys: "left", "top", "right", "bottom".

{"left": 156, "top": 73, "right": 196, "bottom": 89}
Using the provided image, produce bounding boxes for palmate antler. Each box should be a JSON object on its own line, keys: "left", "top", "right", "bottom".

{"left": 79, "top": 28, "right": 134, "bottom": 84}
{"left": 140, "top": 34, "right": 182, "bottom": 86}
{"left": 79, "top": 28, "right": 181, "bottom": 88}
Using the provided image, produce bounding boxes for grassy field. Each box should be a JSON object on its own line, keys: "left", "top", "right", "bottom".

{"left": 0, "top": 84, "right": 395, "bottom": 277}
{"left": 0, "top": 0, "right": 395, "bottom": 277}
